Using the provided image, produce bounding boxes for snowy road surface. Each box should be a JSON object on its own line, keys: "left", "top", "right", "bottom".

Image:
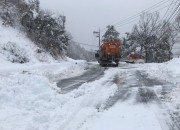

{"left": 89, "top": 68, "right": 174, "bottom": 130}
{"left": 0, "top": 60, "right": 179, "bottom": 130}
{"left": 55, "top": 63, "right": 176, "bottom": 130}
{"left": 57, "top": 63, "right": 105, "bottom": 93}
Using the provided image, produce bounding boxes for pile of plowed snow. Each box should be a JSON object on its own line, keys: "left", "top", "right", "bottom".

{"left": 142, "top": 58, "right": 180, "bottom": 85}
{"left": 0, "top": 60, "right": 89, "bottom": 130}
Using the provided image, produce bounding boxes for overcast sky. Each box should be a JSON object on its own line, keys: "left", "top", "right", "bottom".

{"left": 39, "top": 0, "right": 169, "bottom": 50}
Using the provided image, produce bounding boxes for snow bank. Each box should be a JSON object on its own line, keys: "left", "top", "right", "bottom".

{"left": 142, "top": 58, "right": 180, "bottom": 85}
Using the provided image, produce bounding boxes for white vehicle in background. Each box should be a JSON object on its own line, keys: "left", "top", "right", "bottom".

{"left": 125, "top": 53, "right": 145, "bottom": 63}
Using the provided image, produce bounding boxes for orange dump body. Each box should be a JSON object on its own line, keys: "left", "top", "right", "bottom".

{"left": 101, "top": 41, "right": 121, "bottom": 59}
{"left": 95, "top": 41, "right": 121, "bottom": 66}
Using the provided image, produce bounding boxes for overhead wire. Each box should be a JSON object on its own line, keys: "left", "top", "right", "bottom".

{"left": 115, "top": 2, "right": 176, "bottom": 28}
{"left": 167, "top": 0, "right": 180, "bottom": 23}
{"left": 100, "top": 0, "right": 171, "bottom": 31}
{"left": 158, "top": 0, "right": 180, "bottom": 37}
{"left": 114, "top": 0, "right": 171, "bottom": 27}
{"left": 116, "top": 0, "right": 175, "bottom": 27}
{"left": 77, "top": 0, "right": 180, "bottom": 48}
{"left": 162, "top": 0, "right": 176, "bottom": 20}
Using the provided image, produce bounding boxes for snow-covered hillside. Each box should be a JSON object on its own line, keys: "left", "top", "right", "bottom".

{"left": 0, "top": 20, "right": 56, "bottom": 65}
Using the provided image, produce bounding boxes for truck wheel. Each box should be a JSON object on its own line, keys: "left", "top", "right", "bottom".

{"left": 115, "top": 63, "right": 119, "bottom": 67}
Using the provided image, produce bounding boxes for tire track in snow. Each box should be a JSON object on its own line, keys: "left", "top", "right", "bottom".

{"left": 102, "top": 70, "right": 136, "bottom": 110}
{"left": 135, "top": 71, "right": 174, "bottom": 103}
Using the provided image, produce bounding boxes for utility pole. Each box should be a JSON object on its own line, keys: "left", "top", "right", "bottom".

{"left": 98, "top": 28, "right": 101, "bottom": 47}
{"left": 93, "top": 28, "right": 101, "bottom": 47}
{"left": 62, "top": 15, "right": 66, "bottom": 31}
{"left": 18, "top": 0, "right": 20, "bottom": 6}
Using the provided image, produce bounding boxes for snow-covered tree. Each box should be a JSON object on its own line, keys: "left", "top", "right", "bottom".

{"left": 121, "top": 34, "right": 140, "bottom": 59}
{"left": 0, "top": 0, "right": 70, "bottom": 58}
{"left": 102, "top": 25, "right": 121, "bottom": 42}
{"left": 128, "top": 12, "right": 177, "bottom": 63}
{"left": 16, "top": 1, "right": 69, "bottom": 58}
{"left": 0, "top": 0, "right": 18, "bottom": 27}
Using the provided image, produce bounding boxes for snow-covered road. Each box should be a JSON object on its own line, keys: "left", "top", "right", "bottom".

{"left": 57, "top": 63, "right": 175, "bottom": 130}
{"left": 88, "top": 67, "right": 174, "bottom": 130}
{"left": 57, "top": 63, "right": 105, "bottom": 93}
{"left": 0, "top": 60, "right": 180, "bottom": 130}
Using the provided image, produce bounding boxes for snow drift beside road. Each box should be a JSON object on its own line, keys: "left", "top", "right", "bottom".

{"left": 142, "top": 58, "right": 180, "bottom": 105}
{"left": 143, "top": 58, "right": 180, "bottom": 85}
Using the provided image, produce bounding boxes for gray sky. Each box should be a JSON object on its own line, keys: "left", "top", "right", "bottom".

{"left": 39, "top": 0, "right": 169, "bottom": 50}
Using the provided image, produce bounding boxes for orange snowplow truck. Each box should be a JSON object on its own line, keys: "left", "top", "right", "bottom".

{"left": 95, "top": 41, "right": 121, "bottom": 67}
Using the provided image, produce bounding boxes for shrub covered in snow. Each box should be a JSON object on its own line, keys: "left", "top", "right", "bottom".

{"left": 0, "top": 42, "right": 29, "bottom": 63}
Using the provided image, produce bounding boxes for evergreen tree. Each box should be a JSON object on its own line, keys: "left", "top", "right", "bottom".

{"left": 102, "top": 25, "right": 121, "bottom": 42}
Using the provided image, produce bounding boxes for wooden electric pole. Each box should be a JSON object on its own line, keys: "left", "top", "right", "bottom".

{"left": 93, "top": 28, "right": 101, "bottom": 47}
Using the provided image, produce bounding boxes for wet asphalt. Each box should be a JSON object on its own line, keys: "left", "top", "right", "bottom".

{"left": 57, "top": 64, "right": 105, "bottom": 94}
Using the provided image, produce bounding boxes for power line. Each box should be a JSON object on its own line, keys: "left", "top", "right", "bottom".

{"left": 115, "top": 0, "right": 170, "bottom": 27}
{"left": 157, "top": 0, "right": 180, "bottom": 40}
{"left": 100, "top": 0, "right": 171, "bottom": 31}
{"left": 92, "top": 0, "right": 180, "bottom": 47}
{"left": 115, "top": 2, "right": 177, "bottom": 28}
{"left": 159, "top": 0, "right": 180, "bottom": 33}
{"left": 164, "top": 0, "right": 180, "bottom": 21}
{"left": 162, "top": 0, "right": 176, "bottom": 20}
{"left": 168, "top": 1, "right": 180, "bottom": 23}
